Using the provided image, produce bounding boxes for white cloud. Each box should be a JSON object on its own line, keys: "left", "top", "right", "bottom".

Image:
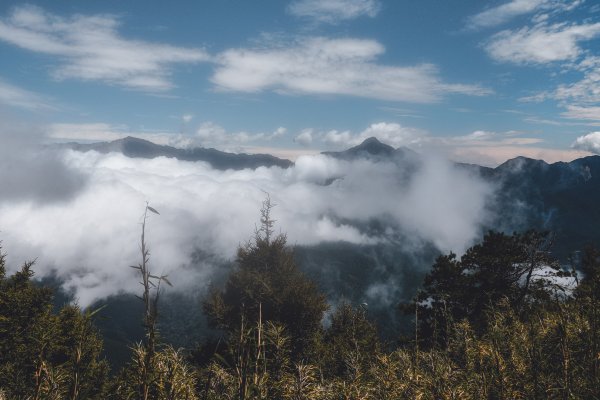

{"left": 0, "top": 147, "right": 493, "bottom": 306}
{"left": 562, "top": 105, "right": 600, "bottom": 121}
{"left": 572, "top": 131, "right": 600, "bottom": 153}
{"left": 467, "top": 0, "right": 583, "bottom": 30}
{"left": 0, "top": 5, "right": 209, "bottom": 91}
{"left": 322, "top": 122, "right": 427, "bottom": 148}
{"left": 295, "top": 122, "right": 428, "bottom": 149}
{"left": 47, "top": 121, "right": 287, "bottom": 152}
{"left": 456, "top": 130, "right": 498, "bottom": 141}
{"left": 468, "top": 0, "right": 548, "bottom": 29}
{"left": 486, "top": 22, "right": 600, "bottom": 64}
{"left": 194, "top": 122, "right": 286, "bottom": 150}
{"left": 415, "top": 129, "right": 586, "bottom": 166}
{"left": 449, "top": 130, "right": 544, "bottom": 146}
{"left": 288, "top": 0, "right": 380, "bottom": 23}
{"left": 518, "top": 55, "right": 600, "bottom": 123}
{"left": 212, "top": 37, "right": 490, "bottom": 103}
{"left": 0, "top": 119, "right": 86, "bottom": 204}
{"left": 552, "top": 57, "right": 600, "bottom": 106}
{"left": 294, "top": 129, "right": 314, "bottom": 146}
{"left": 0, "top": 79, "right": 55, "bottom": 110}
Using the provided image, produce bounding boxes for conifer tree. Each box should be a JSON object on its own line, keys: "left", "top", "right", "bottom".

{"left": 204, "top": 195, "right": 328, "bottom": 361}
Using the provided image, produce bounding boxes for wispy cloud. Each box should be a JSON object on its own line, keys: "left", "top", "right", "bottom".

{"left": 467, "top": 0, "right": 583, "bottom": 30}
{"left": 0, "top": 5, "right": 209, "bottom": 91}
{"left": 517, "top": 54, "right": 600, "bottom": 123}
{"left": 194, "top": 122, "right": 286, "bottom": 151}
{"left": 293, "top": 122, "right": 427, "bottom": 149}
{"left": 0, "top": 78, "right": 56, "bottom": 111}
{"left": 551, "top": 57, "right": 600, "bottom": 112}
{"left": 485, "top": 22, "right": 600, "bottom": 64}
{"left": 562, "top": 105, "right": 600, "bottom": 121}
{"left": 451, "top": 145, "right": 591, "bottom": 166}
{"left": 468, "top": 0, "right": 548, "bottom": 30}
{"left": 47, "top": 121, "right": 288, "bottom": 152}
{"left": 212, "top": 37, "right": 490, "bottom": 103}
{"left": 415, "top": 129, "right": 585, "bottom": 166}
{"left": 287, "top": 0, "right": 380, "bottom": 24}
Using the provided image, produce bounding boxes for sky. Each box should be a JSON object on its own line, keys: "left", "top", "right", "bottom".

{"left": 1, "top": 0, "right": 600, "bottom": 165}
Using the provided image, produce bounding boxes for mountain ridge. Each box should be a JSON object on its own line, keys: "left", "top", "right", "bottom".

{"left": 57, "top": 134, "right": 598, "bottom": 173}
{"left": 56, "top": 136, "right": 293, "bottom": 170}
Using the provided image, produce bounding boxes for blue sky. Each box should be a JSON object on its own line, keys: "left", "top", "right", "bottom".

{"left": 1, "top": 0, "right": 600, "bottom": 165}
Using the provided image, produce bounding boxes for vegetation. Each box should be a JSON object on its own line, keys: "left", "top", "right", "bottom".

{"left": 1, "top": 201, "right": 600, "bottom": 399}
{"left": 0, "top": 251, "right": 109, "bottom": 399}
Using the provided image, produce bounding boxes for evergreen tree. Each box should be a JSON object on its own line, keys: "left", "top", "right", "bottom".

{"left": 204, "top": 196, "right": 328, "bottom": 361}
{"left": 0, "top": 246, "right": 109, "bottom": 399}
{"left": 405, "top": 230, "right": 569, "bottom": 345}
{"left": 321, "top": 302, "right": 379, "bottom": 379}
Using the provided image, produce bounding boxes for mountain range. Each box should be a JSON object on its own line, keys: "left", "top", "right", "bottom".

{"left": 60, "top": 135, "right": 600, "bottom": 256}
{"left": 57, "top": 135, "right": 600, "bottom": 366}
{"left": 328, "top": 137, "right": 600, "bottom": 257}
{"left": 56, "top": 136, "right": 293, "bottom": 170}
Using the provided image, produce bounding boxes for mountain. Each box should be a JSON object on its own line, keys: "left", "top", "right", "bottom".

{"left": 57, "top": 136, "right": 293, "bottom": 170}
{"left": 322, "top": 137, "right": 418, "bottom": 164}
{"left": 55, "top": 135, "right": 600, "bottom": 366}
{"left": 322, "top": 137, "right": 600, "bottom": 257}
{"left": 486, "top": 155, "right": 600, "bottom": 257}
{"left": 60, "top": 135, "right": 600, "bottom": 256}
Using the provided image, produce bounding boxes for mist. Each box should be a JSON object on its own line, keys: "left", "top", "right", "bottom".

{"left": 0, "top": 137, "right": 495, "bottom": 307}
{"left": 0, "top": 118, "right": 86, "bottom": 203}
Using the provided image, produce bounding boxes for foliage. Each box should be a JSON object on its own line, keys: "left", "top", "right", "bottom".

{"left": 114, "top": 344, "right": 198, "bottom": 400}
{"left": 0, "top": 247, "right": 109, "bottom": 399}
{"left": 405, "top": 230, "right": 572, "bottom": 346}
{"left": 320, "top": 302, "right": 379, "bottom": 379}
{"left": 204, "top": 196, "right": 328, "bottom": 361}
{"left": 4, "top": 206, "right": 600, "bottom": 399}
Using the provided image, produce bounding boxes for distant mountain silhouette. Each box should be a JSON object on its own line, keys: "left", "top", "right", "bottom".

{"left": 58, "top": 136, "right": 293, "bottom": 170}
{"left": 325, "top": 138, "right": 600, "bottom": 257}
{"left": 56, "top": 135, "right": 600, "bottom": 363}
{"left": 60, "top": 135, "right": 600, "bottom": 256}
{"left": 322, "top": 137, "right": 418, "bottom": 163}
{"left": 483, "top": 155, "right": 600, "bottom": 257}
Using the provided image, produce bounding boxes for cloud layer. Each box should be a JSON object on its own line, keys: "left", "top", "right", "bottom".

{"left": 0, "top": 141, "right": 493, "bottom": 306}
{"left": 0, "top": 119, "right": 87, "bottom": 203}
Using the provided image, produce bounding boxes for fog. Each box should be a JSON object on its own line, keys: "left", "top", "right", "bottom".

{"left": 0, "top": 119, "right": 86, "bottom": 203}
{"left": 0, "top": 132, "right": 494, "bottom": 307}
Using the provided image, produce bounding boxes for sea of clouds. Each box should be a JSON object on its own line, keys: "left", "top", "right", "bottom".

{"left": 0, "top": 123, "right": 495, "bottom": 306}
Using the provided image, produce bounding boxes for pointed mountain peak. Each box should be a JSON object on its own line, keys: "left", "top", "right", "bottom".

{"left": 321, "top": 136, "right": 403, "bottom": 161}
{"left": 361, "top": 136, "right": 384, "bottom": 146}
{"left": 349, "top": 136, "right": 395, "bottom": 155}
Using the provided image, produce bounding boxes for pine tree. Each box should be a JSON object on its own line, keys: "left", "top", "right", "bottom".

{"left": 204, "top": 195, "right": 328, "bottom": 361}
